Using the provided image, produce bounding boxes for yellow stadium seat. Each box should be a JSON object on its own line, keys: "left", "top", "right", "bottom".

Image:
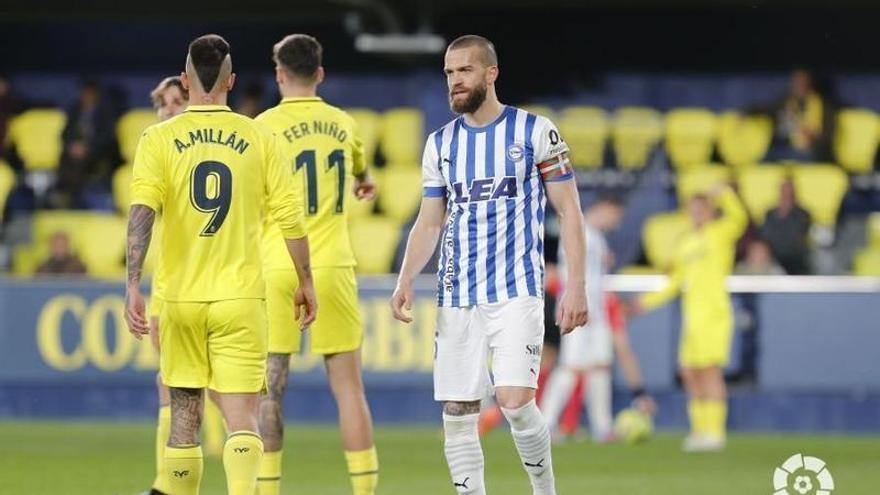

{"left": 520, "top": 105, "right": 556, "bottom": 122}
{"left": 643, "top": 211, "right": 691, "bottom": 270}
{"left": 736, "top": 165, "right": 788, "bottom": 223}
{"left": 867, "top": 212, "right": 880, "bottom": 248}
{"left": 612, "top": 107, "right": 663, "bottom": 170}
{"left": 117, "top": 109, "right": 157, "bottom": 163}
{"left": 790, "top": 165, "right": 849, "bottom": 227}
{"left": 676, "top": 165, "right": 732, "bottom": 205}
{"left": 717, "top": 112, "right": 772, "bottom": 168}
{"left": 345, "top": 108, "right": 382, "bottom": 168}
{"left": 834, "top": 108, "right": 879, "bottom": 174}
{"left": 112, "top": 164, "right": 133, "bottom": 214}
{"left": 0, "top": 160, "right": 15, "bottom": 221}
{"left": 853, "top": 247, "right": 880, "bottom": 276}
{"left": 349, "top": 215, "right": 402, "bottom": 274}
{"left": 380, "top": 108, "right": 424, "bottom": 164}
{"left": 665, "top": 108, "right": 717, "bottom": 170}
{"left": 376, "top": 167, "right": 423, "bottom": 222}
{"left": 559, "top": 106, "right": 608, "bottom": 169}
{"left": 6, "top": 109, "right": 66, "bottom": 170}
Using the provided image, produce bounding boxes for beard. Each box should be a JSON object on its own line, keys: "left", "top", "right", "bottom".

{"left": 449, "top": 83, "right": 487, "bottom": 114}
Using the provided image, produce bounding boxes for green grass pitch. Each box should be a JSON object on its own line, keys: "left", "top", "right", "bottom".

{"left": 1, "top": 421, "right": 878, "bottom": 494}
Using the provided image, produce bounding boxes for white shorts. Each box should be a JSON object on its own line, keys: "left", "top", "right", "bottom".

{"left": 433, "top": 296, "right": 545, "bottom": 402}
{"left": 559, "top": 321, "right": 613, "bottom": 369}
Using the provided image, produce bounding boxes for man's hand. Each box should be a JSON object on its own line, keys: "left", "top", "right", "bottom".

{"left": 556, "top": 283, "right": 588, "bottom": 335}
{"left": 353, "top": 174, "right": 377, "bottom": 201}
{"left": 294, "top": 283, "right": 318, "bottom": 329}
{"left": 124, "top": 286, "right": 149, "bottom": 340}
{"left": 390, "top": 282, "right": 414, "bottom": 323}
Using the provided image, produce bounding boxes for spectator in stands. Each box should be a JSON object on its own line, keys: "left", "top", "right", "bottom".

{"left": 36, "top": 231, "right": 86, "bottom": 275}
{"left": 235, "top": 81, "right": 266, "bottom": 118}
{"left": 761, "top": 178, "right": 812, "bottom": 274}
{"left": 49, "top": 79, "right": 119, "bottom": 208}
{"left": 735, "top": 239, "right": 786, "bottom": 275}
{"left": 755, "top": 69, "right": 836, "bottom": 162}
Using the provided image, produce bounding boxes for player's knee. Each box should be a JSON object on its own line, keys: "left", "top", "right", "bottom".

{"left": 443, "top": 401, "right": 481, "bottom": 417}
{"left": 494, "top": 387, "right": 535, "bottom": 411}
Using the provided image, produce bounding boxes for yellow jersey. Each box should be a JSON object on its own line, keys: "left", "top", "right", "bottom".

{"left": 256, "top": 97, "right": 366, "bottom": 270}
{"left": 131, "top": 104, "right": 306, "bottom": 302}
{"left": 640, "top": 189, "right": 748, "bottom": 331}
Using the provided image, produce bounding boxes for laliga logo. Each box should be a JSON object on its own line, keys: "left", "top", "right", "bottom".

{"left": 773, "top": 453, "right": 834, "bottom": 495}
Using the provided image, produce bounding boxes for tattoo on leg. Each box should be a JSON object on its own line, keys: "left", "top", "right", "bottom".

{"left": 126, "top": 205, "right": 156, "bottom": 286}
{"left": 259, "top": 353, "right": 290, "bottom": 452}
{"left": 443, "top": 401, "right": 481, "bottom": 416}
{"left": 168, "top": 387, "right": 203, "bottom": 447}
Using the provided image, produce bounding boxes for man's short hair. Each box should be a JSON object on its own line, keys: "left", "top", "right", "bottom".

{"left": 447, "top": 35, "right": 498, "bottom": 67}
{"left": 150, "top": 76, "right": 188, "bottom": 107}
{"left": 273, "top": 34, "right": 322, "bottom": 80}
{"left": 594, "top": 192, "right": 625, "bottom": 209}
{"left": 188, "top": 34, "right": 231, "bottom": 92}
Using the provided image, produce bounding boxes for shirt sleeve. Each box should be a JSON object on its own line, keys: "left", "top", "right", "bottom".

{"left": 350, "top": 116, "right": 367, "bottom": 177}
{"left": 712, "top": 188, "right": 748, "bottom": 241}
{"left": 532, "top": 117, "right": 573, "bottom": 183}
{"left": 422, "top": 132, "right": 446, "bottom": 198}
{"left": 639, "top": 261, "right": 683, "bottom": 311}
{"left": 263, "top": 133, "right": 306, "bottom": 239}
{"left": 130, "top": 128, "right": 164, "bottom": 211}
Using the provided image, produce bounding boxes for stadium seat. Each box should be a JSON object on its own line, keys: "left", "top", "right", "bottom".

{"left": 611, "top": 107, "right": 663, "bottom": 170}
{"left": 116, "top": 108, "right": 157, "bottom": 163}
{"left": 559, "top": 106, "right": 608, "bottom": 169}
{"left": 349, "top": 215, "right": 402, "bottom": 274}
{"left": 717, "top": 112, "right": 772, "bottom": 168}
{"left": 5, "top": 109, "right": 66, "bottom": 170}
{"left": 380, "top": 108, "right": 424, "bottom": 164}
{"left": 642, "top": 211, "right": 691, "bottom": 270}
{"left": 665, "top": 108, "right": 717, "bottom": 170}
{"left": 376, "top": 167, "right": 423, "bottom": 222}
{"left": 15, "top": 211, "right": 126, "bottom": 276}
{"left": 736, "top": 165, "right": 788, "bottom": 223}
{"left": 520, "top": 104, "right": 556, "bottom": 121}
{"left": 0, "top": 160, "right": 15, "bottom": 221}
{"left": 867, "top": 212, "right": 880, "bottom": 247}
{"left": 834, "top": 108, "right": 879, "bottom": 174}
{"left": 853, "top": 247, "right": 880, "bottom": 276}
{"left": 112, "top": 164, "right": 133, "bottom": 214}
{"left": 676, "top": 165, "right": 732, "bottom": 205}
{"left": 345, "top": 108, "right": 382, "bottom": 168}
{"left": 790, "top": 165, "right": 849, "bottom": 227}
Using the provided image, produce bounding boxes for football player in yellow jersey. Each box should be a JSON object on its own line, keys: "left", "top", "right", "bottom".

{"left": 630, "top": 185, "right": 747, "bottom": 452}
{"left": 254, "top": 34, "right": 378, "bottom": 495}
{"left": 124, "top": 35, "right": 317, "bottom": 495}
{"left": 142, "top": 75, "right": 227, "bottom": 495}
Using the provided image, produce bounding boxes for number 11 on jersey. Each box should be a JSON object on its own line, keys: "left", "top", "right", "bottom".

{"left": 295, "top": 149, "right": 346, "bottom": 215}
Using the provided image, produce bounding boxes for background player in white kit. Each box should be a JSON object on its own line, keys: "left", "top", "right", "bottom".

{"left": 390, "top": 35, "right": 588, "bottom": 495}
{"left": 540, "top": 196, "right": 627, "bottom": 441}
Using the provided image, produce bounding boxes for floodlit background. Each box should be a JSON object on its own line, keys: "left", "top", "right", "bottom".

{"left": 0, "top": 1, "right": 878, "bottom": 493}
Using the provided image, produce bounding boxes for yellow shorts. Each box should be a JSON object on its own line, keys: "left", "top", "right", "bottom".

{"left": 265, "top": 267, "right": 363, "bottom": 355}
{"left": 679, "top": 318, "right": 734, "bottom": 368}
{"left": 160, "top": 299, "right": 268, "bottom": 393}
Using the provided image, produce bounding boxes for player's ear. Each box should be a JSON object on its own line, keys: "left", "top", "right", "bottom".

{"left": 275, "top": 66, "right": 285, "bottom": 86}
{"left": 227, "top": 72, "right": 236, "bottom": 92}
{"left": 315, "top": 66, "right": 325, "bottom": 84}
{"left": 180, "top": 72, "right": 190, "bottom": 91}
{"left": 486, "top": 65, "right": 499, "bottom": 85}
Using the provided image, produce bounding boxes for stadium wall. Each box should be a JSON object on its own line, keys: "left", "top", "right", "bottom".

{"left": 0, "top": 276, "right": 878, "bottom": 432}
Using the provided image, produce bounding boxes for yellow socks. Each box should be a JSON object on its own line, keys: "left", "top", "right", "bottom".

{"left": 152, "top": 406, "right": 172, "bottom": 494}
{"left": 704, "top": 400, "right": 728, "bottom": 439}
{"left": 223, "top": 431, "right": 264, "bottom": 495}
{"left": 165, "top": 445, "right": 203, "bottom": 495}
{"left": 203, "top": 398, "right": 227, "bottom": 457}
{"left": 687, "top": 399, "right": 705, "bottom": 436}
{"left": 256, "top": 450, "right": 283, "bottom": 495}
{"left": 345, "top": 447, "right": 379, "bottom": 495}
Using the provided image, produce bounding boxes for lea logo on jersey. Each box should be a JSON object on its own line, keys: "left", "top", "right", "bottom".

{"left": 451, "top": 177, "right": 518, "bottom": 203}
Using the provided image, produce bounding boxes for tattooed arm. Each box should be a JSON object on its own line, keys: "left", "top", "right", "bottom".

{"left": 125, "top": 204, "right": 156, "bottom": 339}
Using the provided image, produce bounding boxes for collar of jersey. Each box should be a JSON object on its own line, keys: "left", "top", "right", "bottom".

{"left": 459, "top": 105, "right": 511, "bottom": 133}
{"left": 185, "top": 104, "right": 232, "bottom": 113}
{"left": 281, "top": 97, "right": 323, "bottom": 104}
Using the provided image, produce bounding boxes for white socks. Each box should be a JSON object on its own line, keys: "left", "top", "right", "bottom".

{"left": 587, "top": 367, "right": 613, "bottom": 441}
{"left": 501, "top": 400, "right": 557, "bottom": 495}
{"left": 443, "top": 413, "right": 486, "bottom": 494}
{"left": 539, "top": 367, "right": 577, "bottom": 431}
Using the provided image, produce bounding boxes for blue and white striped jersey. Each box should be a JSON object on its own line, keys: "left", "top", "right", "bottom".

{"left": 422, "top": 106, "right": 573, "bottom": 307}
